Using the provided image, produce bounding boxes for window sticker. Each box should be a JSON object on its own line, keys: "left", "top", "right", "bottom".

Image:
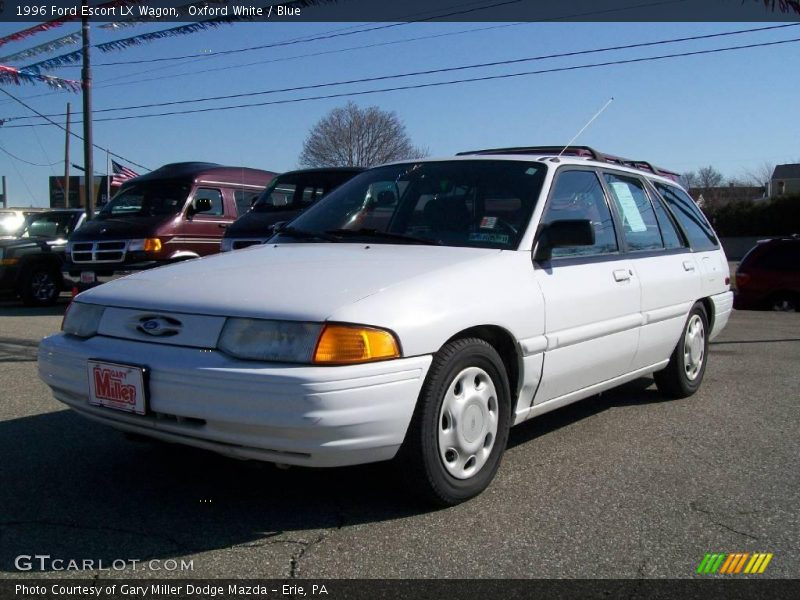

{"left": 468, "top": 232, "right": 510, "bottom": 244}
{"left": 610, "top": 182, "right": 647, "bottom": 232}
{"left": 480, "top": 216, "right": 497, "bottom": 229}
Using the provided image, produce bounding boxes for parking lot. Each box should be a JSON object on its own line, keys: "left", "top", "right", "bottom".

{"left": 1, "top": 301, "right": 798, "bottom": 579}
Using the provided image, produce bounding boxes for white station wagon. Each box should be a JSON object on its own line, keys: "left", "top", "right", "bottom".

{"left": 39, "top": 146, "right": 733, "bottom": 505}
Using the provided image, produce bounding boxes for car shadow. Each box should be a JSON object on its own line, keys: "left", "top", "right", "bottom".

{"left": 0, "top": 377, "right": 667, "bottom": 573}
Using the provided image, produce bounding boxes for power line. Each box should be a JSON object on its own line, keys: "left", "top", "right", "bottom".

{"left": 0, "top": 144, "right": 60, "bottom": 166}
{"left": 8, "top": 35, "right": 799, "bottom": 128}
{"left": 0, "top": 87, "right": 150, "bottom": 170}
{"left": 33, "top": 0, "right": 523, "bottom": 70}
{"left": 7, "top": 23, "right": 798, "bottom": 123}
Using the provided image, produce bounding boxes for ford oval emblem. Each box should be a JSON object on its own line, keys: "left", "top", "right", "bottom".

{"left": 136, "top": 315, "right": 182, "bottom": 337}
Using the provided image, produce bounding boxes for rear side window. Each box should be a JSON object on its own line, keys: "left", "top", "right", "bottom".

{"left": 654, "top": 183, "right": 719, "bottom": 251}
{"left": 543, "top": 170, "right": 618, "bottom": 258}
{"left": 649, "top": 189, "right": 685, "bottom": 250}
{"left": 603, "top": 173, "right": 664, "bottom": 252}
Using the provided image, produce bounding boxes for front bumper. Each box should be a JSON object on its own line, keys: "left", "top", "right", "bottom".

{"left": 38, "top": 333, "right": 432, "bottom": 467}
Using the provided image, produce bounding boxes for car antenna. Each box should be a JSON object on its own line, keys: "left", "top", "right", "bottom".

{"left": 558, "top": 97, "right": 614, "bottom": 157}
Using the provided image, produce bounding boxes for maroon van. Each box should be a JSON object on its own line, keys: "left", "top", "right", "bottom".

{"left": 65, "top": 162, "right": 275, "bottom": 288}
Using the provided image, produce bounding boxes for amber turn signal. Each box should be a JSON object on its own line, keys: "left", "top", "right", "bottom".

{"left": 313, "top": 324, "right": 400, "bottom": 365}
{"left": 144, "top": 238, "right": 162, "bottom": 253}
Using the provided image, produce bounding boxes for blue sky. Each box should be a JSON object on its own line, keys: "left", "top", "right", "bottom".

{"left": 0, "top": 18, "right": 798, "bottom": 205}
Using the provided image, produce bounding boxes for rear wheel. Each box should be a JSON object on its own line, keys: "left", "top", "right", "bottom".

{"left": 21, "top": 266, "right": 61, "bottom": 306}
{"left": 654, "top": 303, "right": 709, "bottom": 398}
{"left": 398, "top": 338, "right": 511, "bottom": 506}
{"left": 767, "top": 292, "right": 797, "bottom": 313}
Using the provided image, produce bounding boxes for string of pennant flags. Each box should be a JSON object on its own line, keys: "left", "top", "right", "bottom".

{"left": 0, "top": 64, "right": 81, "bottom": 91}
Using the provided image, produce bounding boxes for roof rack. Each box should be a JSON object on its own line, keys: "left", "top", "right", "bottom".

{"left": 456, "top": 145, "right": 680, "bottom": 181}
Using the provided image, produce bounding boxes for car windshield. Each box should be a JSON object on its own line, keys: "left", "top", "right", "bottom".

{"left": 274, "top": 160, "right": 547, "bottom": 250}
{"left": 97, "top": 180, "right": 191, "bottom": 219}
{"left": 18, "top": 212, "right": 79, "bottom": 239}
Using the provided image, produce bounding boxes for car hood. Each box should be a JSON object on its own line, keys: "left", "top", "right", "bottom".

{"left": 78, "top": 243, "right": 502, "bottom": 321}
{"left": 69, "top": 215, "right": 173, "bottom": 241}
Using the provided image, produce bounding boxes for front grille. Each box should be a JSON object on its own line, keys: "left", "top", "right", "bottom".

{"left": 232, "top": 239, "right": 266, "bottom": 250}
{"left": 71, "top": 240, "right": 128, "bottom": 263}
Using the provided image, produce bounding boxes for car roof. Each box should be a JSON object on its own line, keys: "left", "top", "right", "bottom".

{"left": 378, "top": 153, "right": 683, "bottom": 188}
{"left": 122, "top": 162, "right": 277, "bottom": 186}
{"left": 277, "top": 167, "right": 366, "bottom": 176}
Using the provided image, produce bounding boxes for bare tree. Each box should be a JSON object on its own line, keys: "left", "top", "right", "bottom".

{"left": 695, "top": 165, "right": 724, "bottom": 188}
{"left": 680, "top": 170, "right": 699, "bottom": 189}
{"left": 299, "top": 102, "right": 427, "bottom": 168}
{"left": 741, "top": 161, "right": 775, "bottom": 187}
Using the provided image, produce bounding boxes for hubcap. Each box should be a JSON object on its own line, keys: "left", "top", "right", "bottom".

{"left": 683, "top": 314, "right": 705, "bottom": 381}
{"left": 31, "top": 272, "right": 56, "bottom": 302}
{"left": 771, "top": 298, "right": 796, "bottom": 312}
{"left": 438, "top": 366, "right": 498, "bottom": 480}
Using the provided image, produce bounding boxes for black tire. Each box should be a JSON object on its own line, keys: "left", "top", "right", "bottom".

{"left": 767, "top": 292, "right": 797, "bottom": 313}
{"left": 398, "top": 337, "right": 512, "bottom": 506}
{"left": 654, "top": 302, "right": 709, "bottom": 399}
{"left": 20, "top": 265, "right": 62, "bottom": 307}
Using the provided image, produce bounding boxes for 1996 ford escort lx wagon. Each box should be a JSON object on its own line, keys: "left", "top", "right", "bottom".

{"left": 39, "top": 146, "right": 733, "bottom": 505}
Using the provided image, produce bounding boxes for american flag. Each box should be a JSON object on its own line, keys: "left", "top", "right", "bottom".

{"left": 110, "top": 160, "right": 139, "bottom": 187}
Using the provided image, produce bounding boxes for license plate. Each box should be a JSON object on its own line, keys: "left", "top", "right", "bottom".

{"left": 87, "top": 360, "right": 147, "bottom": 415}
{"left": 80, "top": 271, "right": 96, "bottom": 284}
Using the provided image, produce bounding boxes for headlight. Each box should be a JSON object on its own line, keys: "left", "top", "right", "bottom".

{"left": 217, "top": 320, "right": 401, "bottom": 364}
{"left": 62, "top": 301, "right": 105, "bottom": 338}
{"left": 218, "top": 319, "right": 322, "bottom": 362}
{"left": 128, "top": 238, "right": 162, "bottom": 253}
{"left": 220, "top": 238, "right": 234, "bottom": 252}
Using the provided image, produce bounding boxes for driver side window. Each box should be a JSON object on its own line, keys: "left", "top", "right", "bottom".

{"left": 543, "top": 170, "right": 618, "bottom": 258}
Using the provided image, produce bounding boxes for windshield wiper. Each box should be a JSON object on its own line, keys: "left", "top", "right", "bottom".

{"left": 325, "top": 228, "right": 440, "bottom": 246}
{"left": 277, "top": 226, "right": 340, "bottom": 242}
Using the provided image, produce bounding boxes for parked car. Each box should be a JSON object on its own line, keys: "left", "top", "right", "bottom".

{"left": 0, "top": 209, "right": 86, "bottom": 305}
{"left": 64, "top": 162, "right": 276, "bottom": 289}
{"left": 0, "top": 207, "right": 47, "bottom": 238}
{"left": 221, "top": 167, "right": 364, "bottom": 252}
{"left": 39, "top": 146, "right": 732, "bottom": 505}
{"left": 734, "top": 235, "right": 800, "bottom": 312}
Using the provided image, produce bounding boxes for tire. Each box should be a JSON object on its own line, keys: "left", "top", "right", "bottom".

{"left": 20, "top": 265, "right": 62, "bottom": 307}
{"left": 398, "top": 337, "right": 512, "bottom": 506}
{"left": 654, "top": 302, "right": 709, "bottom": 399}
{"left": 767, "top": 292, "right": 797, "bottom": 313}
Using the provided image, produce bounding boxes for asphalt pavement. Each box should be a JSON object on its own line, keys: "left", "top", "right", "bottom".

{"left": 0, "top": 300, "right": 797, "bottom": 579}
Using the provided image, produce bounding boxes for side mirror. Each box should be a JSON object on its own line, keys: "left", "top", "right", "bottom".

{"left": 534, "top": 219, "right": 594, "bottom": 262}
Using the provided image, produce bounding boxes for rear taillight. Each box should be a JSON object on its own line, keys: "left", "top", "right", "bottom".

{"left": 735, "top": 272, "right": 751, "bottom": 288}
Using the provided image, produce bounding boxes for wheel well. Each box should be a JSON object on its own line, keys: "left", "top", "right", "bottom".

{"left": 445, "top": 325, "right": 521, "bottom": 412}
{"left": 699, "top": 297, "right": 715, "bottom": 331}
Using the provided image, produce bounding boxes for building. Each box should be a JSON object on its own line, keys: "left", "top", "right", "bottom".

{"left": 769, "top": 164, "right": 800, "bottom": 197}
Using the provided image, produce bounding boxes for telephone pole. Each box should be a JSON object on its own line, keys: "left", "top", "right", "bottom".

{"left": 64, "top": 102, "right": 71, "bottom": 207}
{"left": 81, "top": 0, "right": 93, "bottom": 219}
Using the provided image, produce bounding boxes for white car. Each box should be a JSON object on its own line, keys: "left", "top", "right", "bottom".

{"left": 38, "top": 147, "right": 733, "bottom": 505}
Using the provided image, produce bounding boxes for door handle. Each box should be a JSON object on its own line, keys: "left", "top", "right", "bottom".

{"left": 218, "top": 223, "right": 229, "bottom": 229}
{"left": 683, "top": 261, "right": 695, "bottom": 272}
{"left": 613, "top": 269, "right": 631, "bottom": 282}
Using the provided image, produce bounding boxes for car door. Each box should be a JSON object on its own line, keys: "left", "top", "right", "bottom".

{"left": 176, "top": 187, "right": 230, "bottom": 257}
{"left": 601, "top": 171, "right": 702, "bottom": 370}
{"left": 533, "top": 168, "right": 641, "bottom": 404}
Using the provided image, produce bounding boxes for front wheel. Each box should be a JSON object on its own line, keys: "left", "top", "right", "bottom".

{"left": 398, "top": 338, "right": 512, "bottom": 506}
{"left": 21, "top": 266, "right": 62, "bottom": 306}
{"left": 654, "top": 302, "right": 709, "bottom": 398}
